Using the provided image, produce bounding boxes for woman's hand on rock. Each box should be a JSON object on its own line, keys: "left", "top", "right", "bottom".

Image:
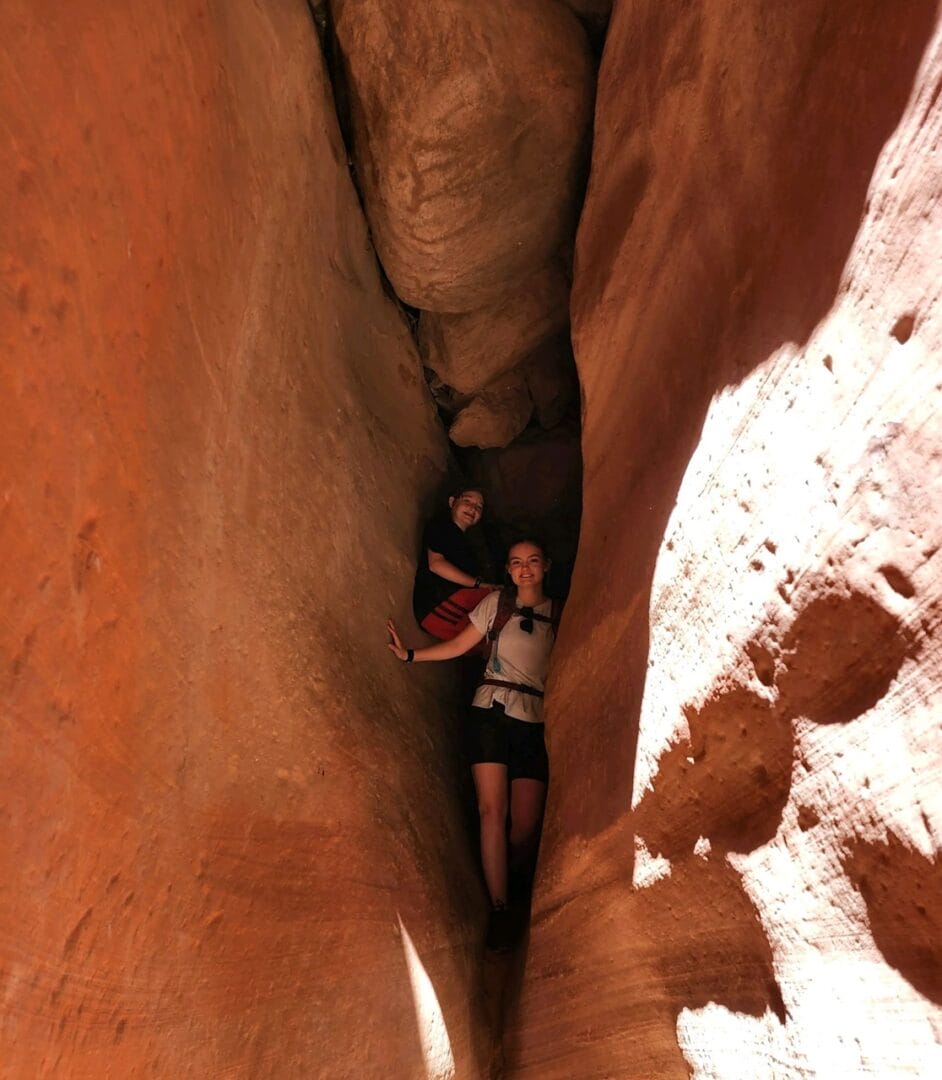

{"left": 386, "top": 619, "right": 408, "bottom": 661}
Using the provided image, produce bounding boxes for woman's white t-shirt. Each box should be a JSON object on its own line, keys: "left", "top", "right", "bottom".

{"left": 468, "top": 591, "right": 555, "bottom": 724}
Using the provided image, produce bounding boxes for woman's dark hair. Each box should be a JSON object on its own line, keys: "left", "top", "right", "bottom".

{"left": 505, "top": 535, "right": 550, "bottom": 562}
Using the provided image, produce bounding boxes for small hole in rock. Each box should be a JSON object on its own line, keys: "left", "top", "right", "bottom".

{"left": 879, "top": 564, "right": 915, "bottom": 598}
{"left": 891, "top": 313, "right": 916, "bottom": 343}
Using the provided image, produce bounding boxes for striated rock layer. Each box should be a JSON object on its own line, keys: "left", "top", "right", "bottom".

{"left": 510, "top": 2, "right": 942, "bottom": 1077}
{"left": 0, "top": 2, "right": 491, "bottom": 1076}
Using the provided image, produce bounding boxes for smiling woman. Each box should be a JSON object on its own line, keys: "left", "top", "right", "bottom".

{"left": 389, "top": 538, "right": 564, "bottom": 951}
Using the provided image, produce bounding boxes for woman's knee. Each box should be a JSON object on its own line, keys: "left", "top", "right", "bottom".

{"left": 477, "top": 795, "right": 508, "bottom": 828}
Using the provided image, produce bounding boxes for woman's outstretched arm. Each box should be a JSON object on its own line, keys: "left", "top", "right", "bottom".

{"left": 387, "top": 618, "right": 484, "bottom": 663}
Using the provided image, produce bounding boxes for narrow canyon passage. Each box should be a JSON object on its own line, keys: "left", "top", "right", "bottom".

{"left": 321, "top": 0, "right": 592, "bottom": 586}
{"left": 2, "top": 3, "right": 941, "bottom": 1079}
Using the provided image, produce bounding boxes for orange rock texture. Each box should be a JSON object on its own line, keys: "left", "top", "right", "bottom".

{"left": 332, "top": 0, "right": 591, "bottom": 458}
{"left": 509, "top": 2, "right": 942, "bottom": 1077}
{"left": 1, "top": 1, "right": 492, "bottom": 1076}
{"left": 331, "top": 0, "right": 592, "bottom": 314}
{"left": 418, "top": 262, "right": 570, "bottom": 397}
{"left": 6, "top": 1, "right": 942, "bottom": 1077}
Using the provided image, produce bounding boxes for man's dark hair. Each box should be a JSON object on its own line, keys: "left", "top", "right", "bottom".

{"left": 449, "top": 485, "right": 484, "bottom": 502}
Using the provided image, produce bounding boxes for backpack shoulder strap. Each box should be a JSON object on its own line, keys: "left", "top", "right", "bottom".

{"left": 487, "top": 587, "right": 517, "bottom": 642}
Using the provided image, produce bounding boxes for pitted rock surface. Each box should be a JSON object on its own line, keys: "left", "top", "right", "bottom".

{"left": 508, "top": 2, "right": 942, "bottom": 1077}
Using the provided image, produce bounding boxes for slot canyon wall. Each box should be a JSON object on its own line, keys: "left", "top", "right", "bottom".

{"left": 510, "top": 1, "right": 942, "bottom": 1078}
{"left": 1, "top": 1, "right": 493, "bottom": 1075}
{"left": 4, "top": 1, "right": 942, "bottom": 1078}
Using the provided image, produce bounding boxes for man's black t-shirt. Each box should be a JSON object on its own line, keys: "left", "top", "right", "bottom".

{"left": 412, "top": 514, "right": 480, "bottom": 621}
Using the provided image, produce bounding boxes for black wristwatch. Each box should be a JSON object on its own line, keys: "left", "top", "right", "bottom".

{"left": 473, "top": 576, "right": 482, "bottom": 588}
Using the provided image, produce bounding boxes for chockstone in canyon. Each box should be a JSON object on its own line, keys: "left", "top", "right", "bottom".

{"left": 1, "top": 1, "right": 940, "bottom": 1078}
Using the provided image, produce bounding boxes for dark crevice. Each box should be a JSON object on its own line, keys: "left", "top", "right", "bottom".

{"left": 308, "top": 2, "right": 599, "bottom": 592}
{"left": 303, "top": 2, "right": 604, "bottom": 1059}
{"left": 305, "top": 0, "right": 421, "bottom": 341}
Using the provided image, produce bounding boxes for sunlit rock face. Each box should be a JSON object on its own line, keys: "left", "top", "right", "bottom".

{"left": 509, "top": 2, "right": 942, "bottom": 1077}
{"left": 331, "top": 0, "right": 592, "bottom": 314}
{"left": 0, "top": 2, "right": 489, "bottom": 1076}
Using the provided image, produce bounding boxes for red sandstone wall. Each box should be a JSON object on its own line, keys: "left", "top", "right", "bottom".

{"left": 7, "top": 4, "right": 941, "bottom": 1076}
{"left": 0, "top": 2, "right": 488, "bottom": 1075}
{"left": 510, "top": 2, "right": 942, "bottom": 1077}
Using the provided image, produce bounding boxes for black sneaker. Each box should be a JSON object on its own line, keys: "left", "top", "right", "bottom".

{"left": 485, "top": 906, "right": 519, "bottom": 952}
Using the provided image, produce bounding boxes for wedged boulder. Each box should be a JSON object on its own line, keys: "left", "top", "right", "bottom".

{"left": 332, "top": 0, "right": 593, "bottom": 311}
{"left": 418, "top": 261, "right": 570, "bottom": 394}
{"left": 423, "top": 366, "right": 472, "bottom": 418}
{"left": 448, "top": 372, "right": 533, "bottom": 449}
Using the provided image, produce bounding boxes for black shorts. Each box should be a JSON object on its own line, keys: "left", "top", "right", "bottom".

{"left": 464, "top": 702, "right": 549, "bottom": 783}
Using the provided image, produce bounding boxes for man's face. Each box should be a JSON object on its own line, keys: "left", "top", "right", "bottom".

{"left": 449, "top": 491, "right": 484, "bottom": 530}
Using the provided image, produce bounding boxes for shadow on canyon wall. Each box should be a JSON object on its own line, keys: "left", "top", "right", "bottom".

{"left": 558, "top": 0, "right": 938, "bottom": 844}
{"left": 507, "top": 2, "right": 939, "bottom": 1075}
{"left": 843, "top": 831, "right": 942, "bottom": 1006}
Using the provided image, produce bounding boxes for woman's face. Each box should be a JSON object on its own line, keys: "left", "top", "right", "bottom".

{"left": 449, "top": 490, "right": 484, "bottom": 531}
{"left": 506, "top": 542, "right": 548, "bottom": 589}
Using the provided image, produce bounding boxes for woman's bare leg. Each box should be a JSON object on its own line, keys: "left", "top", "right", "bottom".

{"left": 509, "top": 778, "right": 547, "bottom": 876}
{"left": 471, "top": 762, "right": 510, "bottom": 906}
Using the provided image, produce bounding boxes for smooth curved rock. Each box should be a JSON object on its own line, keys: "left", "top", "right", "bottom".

{"left": 9, "top": 2, "right": 941, "bottom": 1078}
{"left": 509, "top": 2, "right": 942, "bottom": 1077}
{"left": 332, "top": 0, "right": 593, "bottom": 311}
{"left": 0, "top": 2, "right": 490, "bottom": 1075}
{"left": 418, "top": 261, "right": 570, "bottom": 394}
